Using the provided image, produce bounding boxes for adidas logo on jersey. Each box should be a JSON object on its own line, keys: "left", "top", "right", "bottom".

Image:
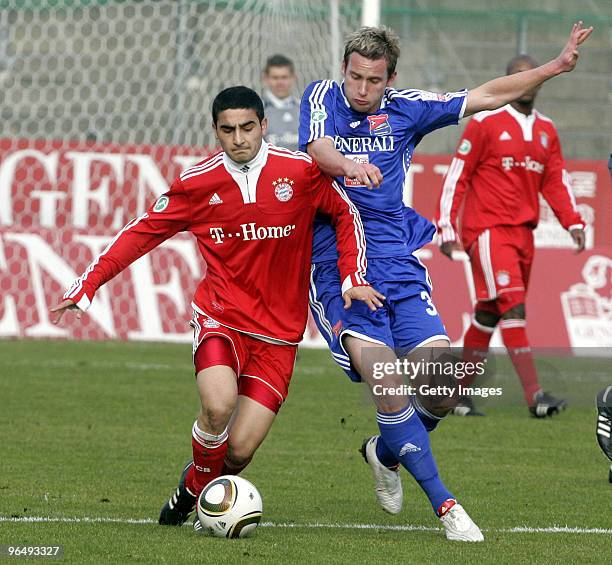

{"left": 349, "top": 120, "right": 361, "bottom": 128}
{"left": 209, "top": 193, "right": 223, "bottom": 205}
{"left": 499, "top": 131, "right": 512, "bottom": 141}
{"left": 399, "top": 442, "right": 421, "bottom": 456}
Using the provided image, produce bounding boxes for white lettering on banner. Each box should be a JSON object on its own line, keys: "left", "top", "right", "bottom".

{"left": 0, "top": 237, "right": 18, "bottom": 336}
{"left": 534, "top": 199, "right": 594, "bottom": 249}
{"left": 561, "top": 255, "right": 612, "bottom": 349}
{"left": 71, "top": 235, "right": 119, "bottom": 337}
{"left": 402, "top": 163, "right": 424, "bottom": 207}
{"left": 67, "top": 152, "right": 124, "bottom": 228}
{"left": 3, "top": 233, "right": 115, "bottom": 338}
{"left": 433, "top": 164, "right": 450, "bottom": 177}
{"left": 172, "top": 155, "right": 205, "bottom": 171}
{"left": 570, "top": 171, "right": 597, "bottom": 198}
{"left": 125, "top": 154, "right": 171, "bottom": 219}
{"left": 30, "top": 190, "right": 66, "bottom": 228}
{"left": 127, "top": 238, "right": 200, "bottom": 342}
{"left": 0, "top": 150, "right": 59, "bottom": 226}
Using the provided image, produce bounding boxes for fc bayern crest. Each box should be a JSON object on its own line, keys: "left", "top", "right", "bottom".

{"left": 273, "top": 177, "right": 294, "bottom": 202}
{"left": 496, "top": 271, "right": 510, "bottom": 287}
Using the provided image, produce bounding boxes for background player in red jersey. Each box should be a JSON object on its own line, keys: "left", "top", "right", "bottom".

{"left": 50, "top": 86, "right": 383, "bottom": 527}
{"left": 436, "top": 55, "right": 586, "bottom": 418}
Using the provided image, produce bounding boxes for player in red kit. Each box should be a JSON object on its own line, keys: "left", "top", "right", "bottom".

{"left": 50, "top": 86, "right": 383, "bottom": 527}
{"left": 436, "top": 55, "right": 586, "bottom": 418}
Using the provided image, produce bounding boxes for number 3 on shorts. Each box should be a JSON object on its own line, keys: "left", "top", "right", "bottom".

{"left": 420, "top": 291, "right": 438, "bottom": 316}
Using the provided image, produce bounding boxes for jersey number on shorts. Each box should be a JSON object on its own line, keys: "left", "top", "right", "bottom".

{"left": 420, "top": 291, "right": 438, "bottom": 316}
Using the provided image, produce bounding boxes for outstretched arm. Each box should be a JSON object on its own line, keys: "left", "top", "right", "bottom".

{"left": 50, "top": 184, "right": 191, "bottom": 324}
{"left": 465, "top": 22, "right": 593, "bottom": 116}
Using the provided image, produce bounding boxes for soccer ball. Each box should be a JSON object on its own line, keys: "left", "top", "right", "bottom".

{"left": 196, "top": 475, "right": 263, "bottom": 538}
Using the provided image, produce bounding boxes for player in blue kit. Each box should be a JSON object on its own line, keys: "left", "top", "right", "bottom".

{"left": 300, "top": 24, "right": 592, "bottom": 541}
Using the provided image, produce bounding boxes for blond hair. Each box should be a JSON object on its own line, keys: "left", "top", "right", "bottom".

{"left": 343, "top": 26, "right": 401, "bottom": 77}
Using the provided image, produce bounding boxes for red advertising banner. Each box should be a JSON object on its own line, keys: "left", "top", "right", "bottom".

{"left": 0, "top": 139, "right": 610, "bottom": 350}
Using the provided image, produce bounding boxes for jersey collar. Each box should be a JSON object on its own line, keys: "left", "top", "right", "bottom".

{"left": 223, "top": 140, "right": 269, "bottom": 175}
{"left": 340, "top": 80, "right": 388, "bottom": 112}
{"left": 505, "top": 104, "right": 537, "bottom": 142}
{"left": 339, "top": 81, "right": 352, "bottom": 108}
{"left": 263, "top": 89, "right": 297, "bottom": 110}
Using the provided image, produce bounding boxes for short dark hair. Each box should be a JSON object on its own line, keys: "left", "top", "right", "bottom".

{"left": 212, "top": 86, "right": 265, "bottom": 125}
{"left": 264, "top": 54, "right": 295, "bottom": 74}
{"left": 506, "top": 54, "right": 539, "bottom": 75}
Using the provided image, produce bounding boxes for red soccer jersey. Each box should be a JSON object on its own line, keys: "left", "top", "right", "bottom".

{"left": 64, "top": 142, "right": 367, "bottom": 344}
{"left": 436, "top": 104, "right": 584, "bottom": 249}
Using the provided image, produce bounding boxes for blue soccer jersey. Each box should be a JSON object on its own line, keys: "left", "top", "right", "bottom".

{"left": 299, "top": 80, "right": 466, "bottom": 261}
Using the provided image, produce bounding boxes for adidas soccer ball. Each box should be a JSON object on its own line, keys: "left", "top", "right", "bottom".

{"left": 196, "top": 475, "right": 263, "bottom": 538}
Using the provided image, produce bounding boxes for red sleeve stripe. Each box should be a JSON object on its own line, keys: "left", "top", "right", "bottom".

{"left": 438, "top": 157, "right": 464, "bottom": 242}
{"left": 64, "top": 213, "right": 149, "bottom": 300}
{"left": 331, "top": 180, "right": 368, "bottom": 285}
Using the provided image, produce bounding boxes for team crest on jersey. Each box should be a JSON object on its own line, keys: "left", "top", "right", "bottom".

{"left": 273, "top": 177, "right": 294, "bottom": 202}
{"left": 153, "top": 195, "right": 169, "bottom": 212}
{"left": 367, "top": 114, "right": 392, "bottom": 136}
{"left": 540, "top": 132, "right": 549, "bottom": 148}
{"left": 311, "top": 109, "right": 327, "bottom": 122}
{"left": 458, "top": 139, "right": 472, "bottom": 155}
{"left": 202, "top": 316, "right": 220, "bottom": 329}
{"left": 496, "top": 271, "right": 510, "bottom": 287}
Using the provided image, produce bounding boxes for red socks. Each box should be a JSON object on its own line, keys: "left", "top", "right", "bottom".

{"left": 500, "top": 320, "right": 540, "bottom": 405}
{"left": 185, "top": 421, "right": 228, "bottom": 496}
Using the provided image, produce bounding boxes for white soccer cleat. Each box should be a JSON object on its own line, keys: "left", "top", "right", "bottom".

{"left": 360, "top": 436, "right": 403, "bottom": 515}
{"left": 439, "top": 499, "right": 484, "bottom": 542}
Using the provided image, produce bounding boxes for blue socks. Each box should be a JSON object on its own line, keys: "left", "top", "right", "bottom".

{"left": 376, "top": 404, "right": 453, "bottom": 512}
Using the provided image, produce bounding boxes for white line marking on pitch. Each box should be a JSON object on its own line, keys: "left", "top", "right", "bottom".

{"left": 0, "top": 516, "right": 610, "bottom": 535}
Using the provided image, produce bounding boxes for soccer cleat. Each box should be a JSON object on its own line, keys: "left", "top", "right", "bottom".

{"left": 159, "top": 461, "right": 197, "bottom": 526}
{"left": 193, "top": 517, "right": 203, "bottom": 533}
{"left": 595, "top": 386, "right": 612, "bottom": 483}
{"left": 359, "top": 436, "right": 403, "bottom": 515}
{"left": 452, "top": 395, "right": 485, "bottom": 417}
{"left": 529, "top": 391, "right": 567, "bottom": 418}
{"left": 438, "top": 499, "right": 484, "bottom": 542}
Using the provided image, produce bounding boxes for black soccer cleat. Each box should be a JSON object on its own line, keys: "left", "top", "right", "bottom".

{"left": 159, "top": 461, "right": 197, "bottom": 526}
{"left": 452, "top": 395, "right": 485, "bottom": 417}
{"left": 596, "top": 387, "right": 612, "bottom": 484}
{"left": 529, "top": 391, "right": 567, "bottom": 419}
{"left": 193, "top": 517, "right": 204, "bottom": 533}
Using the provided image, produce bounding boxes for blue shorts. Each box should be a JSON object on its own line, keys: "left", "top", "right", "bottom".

{"left": 309, "top": 256, "right": 448, "bottom": 382}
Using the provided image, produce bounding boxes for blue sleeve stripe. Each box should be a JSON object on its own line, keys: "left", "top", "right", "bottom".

{"left": 308, "top": 80, "right": 332, "bottom": 142}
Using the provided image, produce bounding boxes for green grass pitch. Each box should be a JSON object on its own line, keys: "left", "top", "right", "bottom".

{"left": 1, "top": 341, "right": 611, "bottom": 563}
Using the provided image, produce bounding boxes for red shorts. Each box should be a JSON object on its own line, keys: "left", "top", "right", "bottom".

{"left": 468, "top": 226, "right": 534, "bottom": 312}
{"left": 190, "top": 311, "right": 297, "bottom": 414}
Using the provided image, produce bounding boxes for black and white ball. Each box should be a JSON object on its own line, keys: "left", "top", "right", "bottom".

{"left": 196, "top": 475, "right": 263, "bottom": 538}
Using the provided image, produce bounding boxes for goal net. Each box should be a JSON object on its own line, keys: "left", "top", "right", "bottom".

{"left": 0, "top": 0, "right": 359, "bottom": 342}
